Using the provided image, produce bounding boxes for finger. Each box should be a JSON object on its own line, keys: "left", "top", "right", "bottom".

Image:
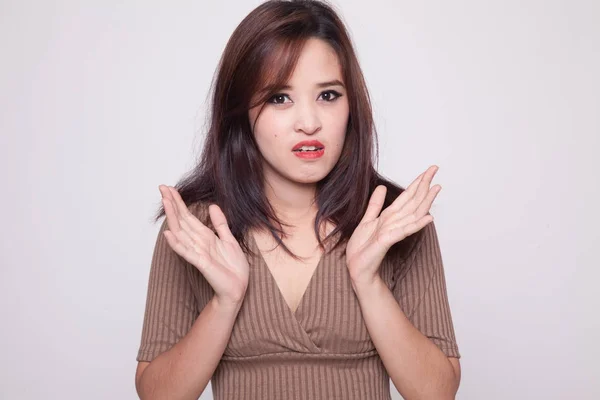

{"left": 414, "top": 165, "right": 438, "bottom": 205}
{"left": 167, "top": 186, "right": 191, "bottom": 219}
{"left": 414, "top": 185, "right": 441, "bottom": 219}
{"left": 209, "top": 204, "right": 236, "bottom": 243}
{"left": 395, "top": 166, "right": 437, "bottom": 218}
{"left": 163, "top": 229, "right": 210, "bottom": 271}
{"left": 160, "top": 186, "right": 182, "bottom": 233}
{"left": 160, "top": 185, "right": 179, "bottom": 217}
{"left": 384, "top": 172, "right": 424, "bottom": 215}
{"left": 388, "top": 213, "right": 434, "bottom": 243}
{"left": 162, "top": 195, "right": 196, "bottom": 248}
{"left": 360, "top": 185, "right": 387, "bottom": 224}
{"left": 402, "top": 214, "right": 434, "bottom": 238}
{"left": 167, "top": 186, "right": 215, "bottom": 241}
{"left": 160, "top": 185, "right": 187, "bottom": 234}
{"left": 159, "top": 185, "right": 200, "bottom": 248}
{"left": 395, "top": 181, "right": 440, "bottom": 222}
{"left": 159, "top": 184, "right": 175, "bottom": 209}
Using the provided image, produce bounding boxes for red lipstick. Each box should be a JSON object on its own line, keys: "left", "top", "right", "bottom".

{"left": 291, "top": 140, "right": 325, "bottom": 159}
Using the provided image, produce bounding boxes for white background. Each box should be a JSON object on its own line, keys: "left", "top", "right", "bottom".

{"left": 1, "top": 0, "right": 598, "bottom": 399}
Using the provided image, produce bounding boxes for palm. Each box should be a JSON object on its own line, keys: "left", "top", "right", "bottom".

{"left": 345, "top": 166, "right": 441, "bottom": 283}
{"left": 159, "top": 185, "right": 249, "bottom": 306}
{"left": 198, "top": 231, "right": 249, "bottom": 299}
{"left": 346, "top": 217, "right": 385, "bottom": 270}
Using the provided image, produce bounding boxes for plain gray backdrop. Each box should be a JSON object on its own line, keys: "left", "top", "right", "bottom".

{"left": 1, "top": 0, "right": 598, "bottom": 399}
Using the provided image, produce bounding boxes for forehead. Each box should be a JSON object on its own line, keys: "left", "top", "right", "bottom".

{"left": 287, "top": 38, "right": 343, "bottom": 86}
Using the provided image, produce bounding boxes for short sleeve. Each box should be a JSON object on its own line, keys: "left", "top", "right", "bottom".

{"left": 391, "top": 221, "right": 461, "bottom": 358}
{"left": 136, "top": 203, "right": 214, "bottom": 362}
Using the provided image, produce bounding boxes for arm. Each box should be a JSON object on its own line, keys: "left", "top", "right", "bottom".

{"left": 135, "top": 296, "right": 242, "bottom": 400}
{"left": 135, "top": 199, "right": 247, "bottom": 400}
{"left": 352, "top": 277, "right": 460, "bottom": 399}
{"left": 351, "top": 222, "right": 461, "bottom": 399}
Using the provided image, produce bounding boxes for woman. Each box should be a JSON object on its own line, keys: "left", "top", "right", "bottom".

{"left": 135, "top": 1, "right": 461, "bottom": 399}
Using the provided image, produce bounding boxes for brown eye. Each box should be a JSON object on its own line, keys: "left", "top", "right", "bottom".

{"left": 320, "top": 90, "right": 342, "bottom": 102}
{"left": 267, "top": 94, "right": 290, "bottom": 104}
{"left": 266, "top": 90, "right": 342, "bottom": 105}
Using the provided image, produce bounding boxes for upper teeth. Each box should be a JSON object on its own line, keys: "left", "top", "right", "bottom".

{"left": 297, "top": 146, "right": 319, "bottom": 151}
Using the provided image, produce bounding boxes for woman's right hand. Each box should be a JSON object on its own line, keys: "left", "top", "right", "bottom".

{"left": 158, "top": 185, "right": 249, "bottom": 309}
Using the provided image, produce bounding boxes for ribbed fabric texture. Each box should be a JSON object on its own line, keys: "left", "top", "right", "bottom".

{"left": 136, "top": 202, "right": 460, "bottom": 399}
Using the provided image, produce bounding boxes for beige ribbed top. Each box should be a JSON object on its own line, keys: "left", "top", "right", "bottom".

{"left": 136, "top": 201, "right": 460, "bottom": 399}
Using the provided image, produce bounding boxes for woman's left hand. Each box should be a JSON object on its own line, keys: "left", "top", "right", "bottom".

{"left": 346, "top": 165, "right": 442, "bottom": 286}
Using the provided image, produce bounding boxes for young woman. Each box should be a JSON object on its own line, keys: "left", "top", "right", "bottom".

{"left": 135, "top": 1, "right": 461, "bottom": 399}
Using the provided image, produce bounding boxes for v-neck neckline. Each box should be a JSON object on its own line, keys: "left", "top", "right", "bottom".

{"left": 248, "top": 230, "right": 327, "bottom": 318}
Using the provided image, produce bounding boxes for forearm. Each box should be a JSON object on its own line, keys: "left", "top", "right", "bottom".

{"left": 137, "top": 296, "right": 241, "bottom": 400}
{"left": 352, "top": 276, "right": 458, "bottom": 400}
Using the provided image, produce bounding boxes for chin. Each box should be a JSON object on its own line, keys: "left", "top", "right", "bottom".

{"left": 290, "top": 171, "right": 330, "bottom": 185}
{"left": 263, "top": 159, "right": 334, "bottom": 186}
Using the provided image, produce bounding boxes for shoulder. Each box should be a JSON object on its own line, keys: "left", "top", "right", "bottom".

{"left": 408, "top": 221, "right": 440, "bottom": 259}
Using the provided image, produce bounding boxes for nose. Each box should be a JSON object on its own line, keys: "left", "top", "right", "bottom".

{"left": 293, "top": 102, "right": 321, "bottom": 135}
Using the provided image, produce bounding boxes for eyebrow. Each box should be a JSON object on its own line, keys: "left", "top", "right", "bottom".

{"left": 280, "top": 79, "right": 345, "bottom": 90}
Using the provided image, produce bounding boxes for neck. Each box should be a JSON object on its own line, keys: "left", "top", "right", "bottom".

{"left": 263, "top": 175, "right": 318, "bottom": 230}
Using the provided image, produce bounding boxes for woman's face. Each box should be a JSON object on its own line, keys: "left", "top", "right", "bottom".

{"left": 248, "top": 38, "right": 350, "bottom": 187}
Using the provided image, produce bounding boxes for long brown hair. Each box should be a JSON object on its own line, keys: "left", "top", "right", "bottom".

{"left": 154, "top": 0, "right": 410, "bottom": 260}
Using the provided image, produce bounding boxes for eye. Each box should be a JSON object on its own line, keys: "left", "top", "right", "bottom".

{"left": 319, "top": 90, "right": 342, "bottom": 102}
{"left": 267, "top": 93, "right": 291, "bottom": 105}
{"left": 266, "top": 90, "right": 344, "bottom": 105}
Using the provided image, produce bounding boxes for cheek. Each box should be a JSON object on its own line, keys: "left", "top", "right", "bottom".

{"left": 254, "top": 111, "right": 286, "bottom": 144}
{"left": 254, "top": 125, "right": 284, "bottom": 155}
{"left": 328, "top": 113, "right": 349, "bottom": 148}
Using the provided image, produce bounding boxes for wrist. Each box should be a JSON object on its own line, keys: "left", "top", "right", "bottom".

{"left": 349, "top": 272, "right": 385, "bottom": 295}
{"left": 211, "top": 294, "right": 245, "bottom": 314}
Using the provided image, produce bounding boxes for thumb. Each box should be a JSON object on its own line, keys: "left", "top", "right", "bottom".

{"left": 359, "top": 185, "right": 387, "bottom": 224}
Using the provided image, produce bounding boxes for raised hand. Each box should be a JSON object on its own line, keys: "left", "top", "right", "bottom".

{"left": 345, "top": 165, "right": 441, "bottom": 286}
{"left": 159, "top": 185, "right": 249, "bottom": 308}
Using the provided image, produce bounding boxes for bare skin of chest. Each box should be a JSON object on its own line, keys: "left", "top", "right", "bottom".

{"left": 251, "top": 225, "right": 330, "bottom": 314}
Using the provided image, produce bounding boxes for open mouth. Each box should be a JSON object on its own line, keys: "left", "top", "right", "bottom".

{"left": 292, "top": 147, "right": 325, "bottom": 159}
{"left": 291, "top": 140, "right": 325, "bottom": 158}
{"left": 292, "top": 146, "right": 324, "bottom": 153}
